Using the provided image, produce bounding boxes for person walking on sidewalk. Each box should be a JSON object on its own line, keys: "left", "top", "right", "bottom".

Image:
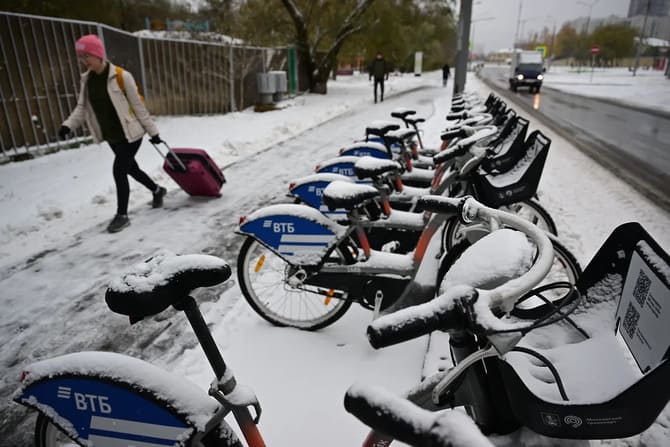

{"left": 442, "top": 62, "right": 450, "bottom": 87}
{"left": 59, "top": 34, "right": 166, "bottom": 233}
{"left": 369, "top": 52, "right": 389, "bottom": 103}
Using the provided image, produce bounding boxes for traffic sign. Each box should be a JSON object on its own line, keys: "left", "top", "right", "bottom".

{"left": 591, "top": 45, "right": 600, "bottom": 55}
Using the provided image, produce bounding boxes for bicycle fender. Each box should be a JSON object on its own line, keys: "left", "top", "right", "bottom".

{"left": 13, "top": 351, "right": 234, "bottom": 446}
{"left": 316, "top": 156, "right": 370, "bottom": 183}
{"left": 289, "top": 173, "right": 352, "bottom": 220}
{"left": 238, "top": 204, "right": 347, "bottom": 266}
{"left": 340, "top": 142, "right": 390, "bottom": 159}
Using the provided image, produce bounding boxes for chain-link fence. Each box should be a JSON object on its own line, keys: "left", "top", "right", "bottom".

{"left": 0, "top": 11, "right": 292, "bottom": 162}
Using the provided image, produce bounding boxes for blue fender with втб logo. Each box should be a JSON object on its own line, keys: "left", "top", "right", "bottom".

{"left": 238, "top": 204, "right": 345, "bottom": 266}
{"left": 340, "top": 142, "right": 390, "bottom": 159}
{"left": 315, "top": 156, "right": 371, "bottom": 184}
{"left": 16, "top": 376, "right": 194, "bottom": 446}
{"left": 289, "top": 173, "right": 352, "bottom": 222}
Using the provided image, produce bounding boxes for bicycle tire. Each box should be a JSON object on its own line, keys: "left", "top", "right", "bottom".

{"left": 34, "top": 412, "right": 243, "bottom": 447}
{"left": 443, "top": 198, "right": 558, "bottom": 252}
{"left": 237, "top": 236, "right": 353, "bottom": 330}
{"left": 437, "top": 237, "right": 582, "bottom": 309}
{"left": 34, "top": 413, "right": 76, "bottom": 447}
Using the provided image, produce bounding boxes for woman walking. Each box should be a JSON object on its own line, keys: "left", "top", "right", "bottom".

{"left": 59, "top": 34, "right": 166, "bottom": 233}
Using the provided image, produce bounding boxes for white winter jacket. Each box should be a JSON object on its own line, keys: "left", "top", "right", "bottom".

{"left": 63, "top": 62, "right": 159, "bottom": 144}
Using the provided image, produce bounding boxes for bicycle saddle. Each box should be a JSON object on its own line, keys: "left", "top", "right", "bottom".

{"left": 106, "top": 252, "right": 231, "bottom": 323}
{"left": 355, "top": 156, "right": 401, "bottom": 180}
{"left": 322, "top": 180, "right": 380, "bottom": 210}
{"left": 390, "top": 108, "right": 416, "bottom": 119}
{"left": 366, "top": 120, "right": 401, "bottom": 138}
{"left": 386, "top": 128, "right": 416, "bottom": 142}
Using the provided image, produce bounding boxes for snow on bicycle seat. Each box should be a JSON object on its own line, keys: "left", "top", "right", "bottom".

{"left": 390, "top": 107, "right": 416, "bottom": 119}
{"left": 106, "top": 251, "right": 231, "bottom": 322}
{"left": 322, "top": 180, "right": 380, "bottom": 210}
{"left": 386, "top": 128, "right": 416, "bottom": 142}
{"left": 355, "top": 156, "right": 401, "bottom": 180}
{"left": 366, "top": 120, "right": 401, "bottom": 137}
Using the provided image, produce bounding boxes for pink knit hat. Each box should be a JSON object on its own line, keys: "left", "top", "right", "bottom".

{"left": 75, "top": 34, "right": 105, "bottom": 60}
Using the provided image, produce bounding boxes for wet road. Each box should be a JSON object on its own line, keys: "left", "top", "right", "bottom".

{"left": 479, "top": 66, "right": 670, "bottom": 209}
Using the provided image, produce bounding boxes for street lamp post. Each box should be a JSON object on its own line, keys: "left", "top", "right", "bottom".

{"left": 453, "top": 0, "right": 474, "bottom": 95}
{"left": 633, "top": 0, "right": 651, "bottom": 76}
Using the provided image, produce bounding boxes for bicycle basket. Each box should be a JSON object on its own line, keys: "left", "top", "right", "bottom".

{"left": 471, "top": 130, "right": 550, "bottom": 208}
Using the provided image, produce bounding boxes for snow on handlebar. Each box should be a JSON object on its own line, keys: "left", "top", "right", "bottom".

{"left": 366, "top": 196, "right": 554, "bottom": 350}
{"left": 344, "top": 383, "right": 494, "bottom": 447}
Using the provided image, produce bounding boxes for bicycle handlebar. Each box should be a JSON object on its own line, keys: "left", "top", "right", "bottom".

{"left": 345, "top": 383, "right": 494, "bottom": 447}
{"left": 367, "top": 196, "right": 554, "bottom": 348}
{"left": 367, "top": 285, "right": 476, "bottom": 348}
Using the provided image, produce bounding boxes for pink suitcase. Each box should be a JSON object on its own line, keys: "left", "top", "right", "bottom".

{"left": 153, "top": 143, "right": 225, "bottom": 197}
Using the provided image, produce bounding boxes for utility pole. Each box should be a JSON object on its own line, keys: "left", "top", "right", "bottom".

{"left": 633, "top": 0, "right": 651, "bottom": 76}
{"left": 453, "top": 0, "right": 473, "bottom": 95}
{"left": 513, "top": 0, "right": 523, "bottom": 49}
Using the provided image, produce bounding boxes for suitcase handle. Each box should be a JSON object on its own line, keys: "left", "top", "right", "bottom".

{"left": 151, "top": 140, "right": 188, "bottom": 172}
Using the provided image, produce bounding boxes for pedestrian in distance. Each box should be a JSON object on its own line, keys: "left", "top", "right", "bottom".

{"left": 369, "top": 52, "right": 389, "bottom": 103}
{"left": 442, "top": 62, "right": 450, "bottom": 87}
{"left": 58, "top": 34, "right": 167, "bottom": 233}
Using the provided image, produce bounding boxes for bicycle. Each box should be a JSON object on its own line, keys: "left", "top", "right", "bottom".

{"left": 344, "top": 201, "right": 670, "bottom": 446}
{"left": 14, "top": 252, "right": 260, "bottom": 447}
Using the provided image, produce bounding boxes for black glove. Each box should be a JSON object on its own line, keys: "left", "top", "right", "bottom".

{"left": 149, "top": 134, "right": 162, "bottom": 145}
{"left": 58, "top": 125, "right": 70, "bottom": 140}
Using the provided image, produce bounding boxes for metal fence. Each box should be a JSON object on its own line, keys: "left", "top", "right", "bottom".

{"left": 0, "top": 11, "right": 291, "bottom": 161}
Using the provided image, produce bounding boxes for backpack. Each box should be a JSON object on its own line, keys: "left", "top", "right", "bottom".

{"left": 115, "top": 66, "right": 145, "bottom": 117}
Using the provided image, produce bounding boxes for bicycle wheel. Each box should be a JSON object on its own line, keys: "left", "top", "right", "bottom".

{"left": 438, "top": 237, "right": 581, "bottom": 309}
{"left": 443, "top": 198, "right": 557, "bottom": 251}
{"left": 237, "top": 237, "right": 353, "bottom": 330}
{"left": 34, "top": 413, "right": 77, "bottom": 447}
{"left": 34, "top": 413, "right": 243, "bottom": 447}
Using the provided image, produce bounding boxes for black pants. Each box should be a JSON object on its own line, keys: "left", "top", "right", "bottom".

{"left": 374, "top": 78, "right": 385, "bottom": 102}
{"left": 109, "top": 138, "right": 157, "bottom": 215}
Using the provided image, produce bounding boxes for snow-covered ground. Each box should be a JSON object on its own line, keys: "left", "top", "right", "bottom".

{"left": 1, "top": 70, "right": 669, "bottom": 446}
{"left": 541, "top": 65, "right": 670, "bottom": 114}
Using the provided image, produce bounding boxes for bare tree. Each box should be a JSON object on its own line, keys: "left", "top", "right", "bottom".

{"left": 280, "top": 0, "right": 375, "bottom": 93}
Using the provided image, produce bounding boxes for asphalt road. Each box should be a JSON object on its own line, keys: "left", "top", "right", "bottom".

{"left": 478, "top": 66, "right": 670, "bottom": 211}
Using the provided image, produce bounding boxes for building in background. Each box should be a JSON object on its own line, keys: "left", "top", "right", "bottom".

{"left": 628, "top": 0, "right": 669, "bottom": 17}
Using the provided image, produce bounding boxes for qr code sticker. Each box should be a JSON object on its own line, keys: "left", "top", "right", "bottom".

{"left": 623, "top": 302, "right": 640, "bottom": 339}
{"left": 632, "top": 269, "right": 650, "bottom": 307}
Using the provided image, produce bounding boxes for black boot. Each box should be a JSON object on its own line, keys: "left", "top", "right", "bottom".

{"left": 107, "top": 214, "right": 130, "bottom": 233}
{"left": 152, "top": 186, "right": 167, "bottom": 208}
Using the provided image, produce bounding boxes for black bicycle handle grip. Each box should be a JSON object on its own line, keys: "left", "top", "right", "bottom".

{"left": 440, "top": 128, "right": 464, "bottom": 141}
{"left": 447, "top": 110, "right": 467, "bottom": 120}
{"left": 433, "top": 144, "right": 467, "bottom": 163}
{"left": 344, "top": 385, "right": 433, "bottom": 446}
{"left": 366, "top": 286, "right": 475, "bottom": 349}
{"left": 415, "top": 195, "right": 465, "bottom": 216}
{"left": 344, "top": 384, "right": 493, "bottom": 447}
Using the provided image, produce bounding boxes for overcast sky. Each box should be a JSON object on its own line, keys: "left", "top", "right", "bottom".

{"left": 465, "top": 0, "right": 630, "bottom": 53}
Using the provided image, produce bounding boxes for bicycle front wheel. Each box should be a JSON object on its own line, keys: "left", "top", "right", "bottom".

{"left": 443, "top": 198, "right": 558, "bottom": 251}
{"left": 237, "top": 237, "right": 352, "bottom": 330}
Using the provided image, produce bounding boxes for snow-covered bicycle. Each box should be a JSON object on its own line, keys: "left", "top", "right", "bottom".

{"left": 346, "top": 203, "right": 670, "bottom": 446}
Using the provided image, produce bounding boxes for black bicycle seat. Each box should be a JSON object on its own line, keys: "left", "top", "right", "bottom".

{"left": 405, "top": 117, "right": 425, "bottom": 126}
{"left": 390, "top": 108, "right": 416, "bottom": 119}
{"left": 106, "top": 252, "right": 231, "bottom": 323}
{"left": 355, "top": 157, "right": 400, "bottom": 180}
{"left": 366, "top": 121, "right": 401, "bottom": 138}
{"left": 322, "top": 180, "right": 380, "bottom": 210}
